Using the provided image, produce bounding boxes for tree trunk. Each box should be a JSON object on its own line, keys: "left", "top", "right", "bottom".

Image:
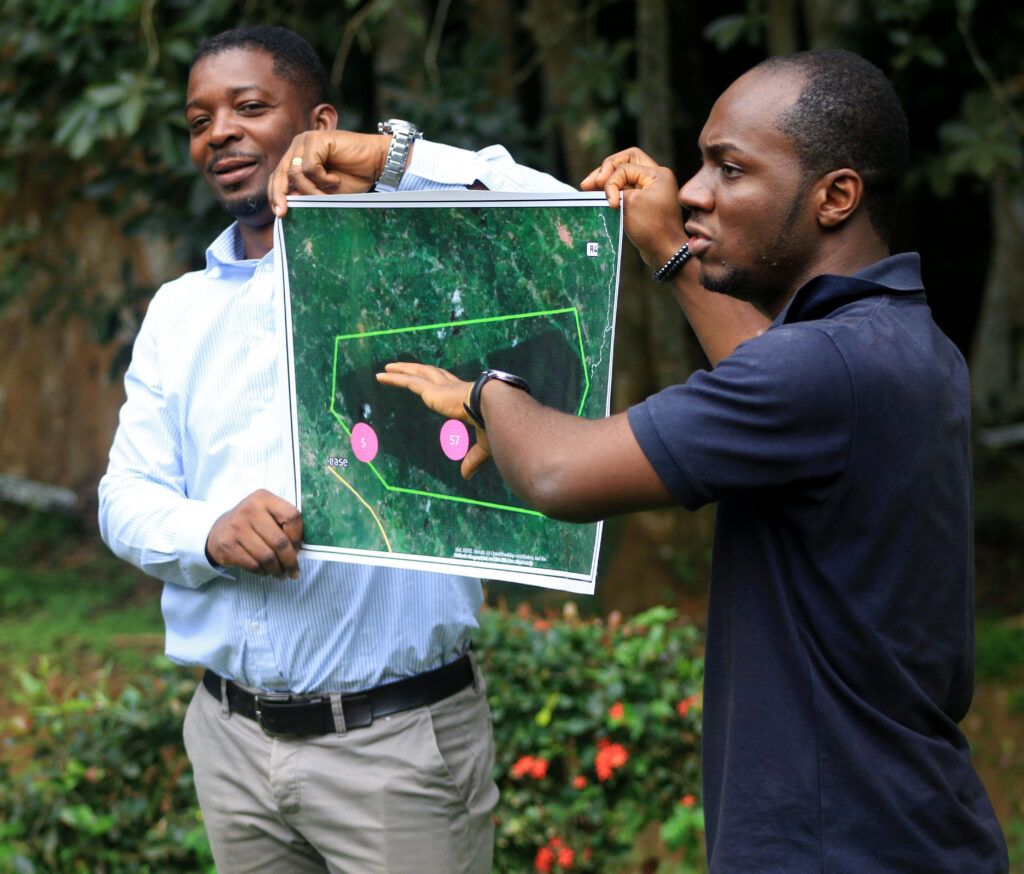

{"left": 970, "top": 176, "right": 1024, "bottom": 425}
{"left": 467, "top": 0, "right": 517, "bottom": 100}
{"left": 521, "top": 0, "right": 603, "bottom": 182}
{"left": 765, "top": 0, "right": 799, "bottom": 55}
{"left": 632, "top": 0, "right": 705, "bottom": 398}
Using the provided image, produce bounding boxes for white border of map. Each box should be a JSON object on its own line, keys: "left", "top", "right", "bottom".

{"left": 275, "top": 191, "right": 622, "bottom": 594}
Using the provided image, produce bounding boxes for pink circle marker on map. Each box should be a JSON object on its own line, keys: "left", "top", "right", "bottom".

{"left": 351, "top": 423, "right": 379, "bottom": 463}
{"left": 440, "top": 419, "right": 470, "bottom": 461}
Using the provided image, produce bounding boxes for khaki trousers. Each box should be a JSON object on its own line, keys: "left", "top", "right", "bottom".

{"left": 182, "top": 660, "right": 498, "bottom": 874}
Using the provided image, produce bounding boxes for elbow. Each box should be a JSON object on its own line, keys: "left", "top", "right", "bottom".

{"left": 507, "top": 462, "right": 602, "bottom": 523}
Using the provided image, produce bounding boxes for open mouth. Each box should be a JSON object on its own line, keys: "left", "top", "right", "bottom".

{"left": 684, "top": 225, "right": 712, "bottom": 257}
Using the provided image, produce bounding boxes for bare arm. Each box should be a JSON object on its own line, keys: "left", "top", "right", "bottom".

{"left": 581, "top": 147, "right": 770, "bottom": 366}
{"left": 376, "top": 363, "right": 674, "bottom": 522}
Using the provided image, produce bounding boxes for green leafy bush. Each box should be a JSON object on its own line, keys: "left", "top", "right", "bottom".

{"left": 0, "top": 658, "right": 213, "bottom": 873}
{"left": 480, "top": 603, "right": 706, "bottom": 873}
{"left": 0, "top": 606, "right": 705, "bottom": 873}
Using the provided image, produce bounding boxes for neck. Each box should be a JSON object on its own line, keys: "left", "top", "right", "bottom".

{"left": 766, "top": 233, "right": 891, "bottom": 319}
{"left": 239, "top": 221, "right": 274, "bottom": 260}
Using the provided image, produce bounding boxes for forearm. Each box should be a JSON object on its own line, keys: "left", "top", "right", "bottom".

{"left": 478, "top": 382, "right": 672, "bottom": 522}
{"left": 646, "top": 237, "right": 771, "bottom": 367}
{"left": 97, "top": 320, "right": 226, "bottom": 589}
{"left": 98, "top": 470, "right": 225, "bottom": 588}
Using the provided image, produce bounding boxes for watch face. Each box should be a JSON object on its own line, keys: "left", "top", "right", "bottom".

{"left": 484, "top": 369, "right": 531, "bottom": 393}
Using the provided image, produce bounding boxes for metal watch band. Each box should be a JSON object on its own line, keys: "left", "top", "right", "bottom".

{"left": 375, "top": 119, "right": 423, "bottom": 192}
{"left": 466, "top": 369, "right": 531, "bottom": 431}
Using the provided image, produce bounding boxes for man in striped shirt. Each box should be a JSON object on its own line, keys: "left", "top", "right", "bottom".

{"left": 99, "top": 24, "right": 569, "bottom": 873}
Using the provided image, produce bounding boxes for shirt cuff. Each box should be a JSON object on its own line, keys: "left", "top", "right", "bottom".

{"left": 403, "top": 139, "right": 485, "bottom": 188}
{"left": 174, "top": 501, "right": 233, "bottom": 588}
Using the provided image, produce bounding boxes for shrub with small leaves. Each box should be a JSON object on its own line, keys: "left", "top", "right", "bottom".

{"left": 479, "top": 603, "right": 706, "bottom": 873}
{"left": 0, "top": 605, "right": 705, "bottom": 873}
{"left": 0, "top": 657, "right": 213, "bottom": 874}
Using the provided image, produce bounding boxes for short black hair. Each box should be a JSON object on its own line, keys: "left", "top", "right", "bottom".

{"left": 757, "top": 49, "right": 909, "bottom": 241}
{"left": 193, "top": 25, "right": 330, "bottom": 110}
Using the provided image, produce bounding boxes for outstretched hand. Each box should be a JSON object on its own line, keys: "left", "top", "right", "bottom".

{"left": 376, "top": 362, "right": 493, "bottom": 480}
{"left": 269, "top": 130, "right": 392, "bottom": 217}
{"left": 581, "top": 146, "right": 688, "bottom": 267}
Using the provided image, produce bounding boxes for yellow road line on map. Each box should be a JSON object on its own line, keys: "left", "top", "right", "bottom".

{"left": 326, "top": 465, "right": 394, "bottom": 553}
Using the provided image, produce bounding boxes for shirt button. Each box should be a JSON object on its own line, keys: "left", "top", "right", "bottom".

{"left": 250, "top": 621, "right": 260, "bottom": 631}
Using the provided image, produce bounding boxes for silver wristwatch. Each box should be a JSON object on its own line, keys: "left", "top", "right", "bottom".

{"left": 375, "top": 119, "right": 423, "bottom": 192}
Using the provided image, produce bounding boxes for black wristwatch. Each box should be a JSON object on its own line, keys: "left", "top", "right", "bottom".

{"left": 463, "top": 369, "right": 531, "bottom": 431}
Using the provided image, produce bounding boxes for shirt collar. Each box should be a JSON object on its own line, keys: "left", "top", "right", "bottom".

{"left": 775, "top": 252, "right": 924, "bottom": 325}
{"left": 204, "top": 222, "right": 276, "bottom": 272}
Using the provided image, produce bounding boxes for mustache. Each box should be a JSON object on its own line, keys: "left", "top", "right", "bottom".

{"left": 206, "top": 151, "right": 261, "bottom": 173}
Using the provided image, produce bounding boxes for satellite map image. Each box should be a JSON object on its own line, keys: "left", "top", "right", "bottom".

{"left": 277, "top": 192, "right": 622, "bottom": 591}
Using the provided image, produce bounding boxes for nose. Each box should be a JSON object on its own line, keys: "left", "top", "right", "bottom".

{"left": 207, "top": 109, "right": 242, "bottom": 147}
{"left": 678, "top": 167, "right": 712, "bottom": 214}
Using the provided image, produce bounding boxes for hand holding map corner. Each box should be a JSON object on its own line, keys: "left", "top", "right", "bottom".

{"left": 269, "top": 130, "right": 394, "bottom": 217}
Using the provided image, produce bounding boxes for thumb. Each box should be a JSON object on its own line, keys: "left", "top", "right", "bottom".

{"left": 460, "top": 440, "right": 493, "bottom": 480}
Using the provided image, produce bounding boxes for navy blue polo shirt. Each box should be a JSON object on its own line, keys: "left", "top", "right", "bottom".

{"left": 628, "top": 254, "right": 1008, "bottom": 873}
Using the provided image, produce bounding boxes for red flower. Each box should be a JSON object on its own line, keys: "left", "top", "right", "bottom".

{"left": 680, "top": 793, "right": 697, "bottom": 807}
{"left": 529, "top": 757, "right": 549, "bottom": 779}
{"left": 535, "top": 846, "right": 555, "bottom": 873}
{"left": 557, "top": 846, "right": 575, "bottom": 868}
{"left": 608, "top": 701, "right": 624, "bottom": 721}
{"left": 511, "top": 755, "right": 535, "bottom": 779}
{"left": 511, "top": 755, "right": 548, "bottom": 780}
{"left": 594, "top": 740, "right": 629, "bottom": 781}
{"left": 572, "top": 775, "right": 588, "bottom": 789}
{"left": 676, "top": 693, "right": 699, "bottom": 718}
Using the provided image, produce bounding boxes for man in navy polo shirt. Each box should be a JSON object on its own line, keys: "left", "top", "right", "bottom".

{"left": 377, "top": 49, "right": 1009, "bottom": 872}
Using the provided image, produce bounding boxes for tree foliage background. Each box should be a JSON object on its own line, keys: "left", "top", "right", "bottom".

{"left": 0, "top": 0, "right": 1022, "bottom": 443}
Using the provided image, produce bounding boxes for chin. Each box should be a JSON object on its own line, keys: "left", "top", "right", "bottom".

{"left": 220, "top": 193, "right": 270, "bottom": 219}
{"left": 699, "top": 265, "right": 748, "bottom": 298}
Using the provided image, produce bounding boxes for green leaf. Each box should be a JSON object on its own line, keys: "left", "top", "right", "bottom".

{"left": 703, "top": 14, "right": 749, "bottom": 52}
{"left": 85, "top": 82, "right": 128, "bottom": 108}
{"left": 117, "top": 92, "right": 146, "bottom": 136}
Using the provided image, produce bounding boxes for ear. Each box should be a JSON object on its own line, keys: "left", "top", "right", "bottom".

{"left": 310, "top": 103, "right": 338, "bottom": 131}
{"left": 813, "top": 168, "right": 863, "bottom": 229}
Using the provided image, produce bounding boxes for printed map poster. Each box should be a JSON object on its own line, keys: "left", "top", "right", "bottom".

{"left": 276, "top": 191, "right": 622, "bottom": 593}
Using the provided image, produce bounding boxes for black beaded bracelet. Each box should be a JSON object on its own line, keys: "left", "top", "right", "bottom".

{"left": 651, "top": 242, "right": 692, "bottom": 283}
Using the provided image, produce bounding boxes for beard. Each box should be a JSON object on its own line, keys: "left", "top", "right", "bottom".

{"left": 700, "top": 262, "right": 748, "bottom": 296}
{"left": 218, "top": 189, "right": 269, "bottom": 219}
{"left": 696, "top": 187, "right": 809, "bottom": 305}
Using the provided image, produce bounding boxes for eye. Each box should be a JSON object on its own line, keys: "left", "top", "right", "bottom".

{"left": 238, "top": 101, "right": 267, "bottom": 113}
{"left": 721, "top": 163, "right": 743, "bottom": 178}
{"left": 188, "top": 116, "right": 209, "bottom": 135}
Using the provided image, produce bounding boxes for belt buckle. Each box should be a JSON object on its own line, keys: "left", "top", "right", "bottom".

{"left": 252, "top": 693, "right": 291, "bottom": 736}
{"left": 253, "top": 694, "right": 270, "bottom": 733}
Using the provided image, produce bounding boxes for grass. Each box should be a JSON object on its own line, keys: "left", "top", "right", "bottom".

{"left": 0, "top": 507, "right": 164, "bottom": 704}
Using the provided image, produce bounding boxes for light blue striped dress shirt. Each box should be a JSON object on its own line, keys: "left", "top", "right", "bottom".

{"left": 98, "top": 140, "right": 572, "bottom": 693}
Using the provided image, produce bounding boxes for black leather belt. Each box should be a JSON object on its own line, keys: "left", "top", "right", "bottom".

{"left": 202, "top": 654, "right": 474, "bottom": 736}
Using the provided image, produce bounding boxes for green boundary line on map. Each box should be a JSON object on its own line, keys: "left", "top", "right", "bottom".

{"left": 327, "top": 308, "right": 589, "bottom": 516}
